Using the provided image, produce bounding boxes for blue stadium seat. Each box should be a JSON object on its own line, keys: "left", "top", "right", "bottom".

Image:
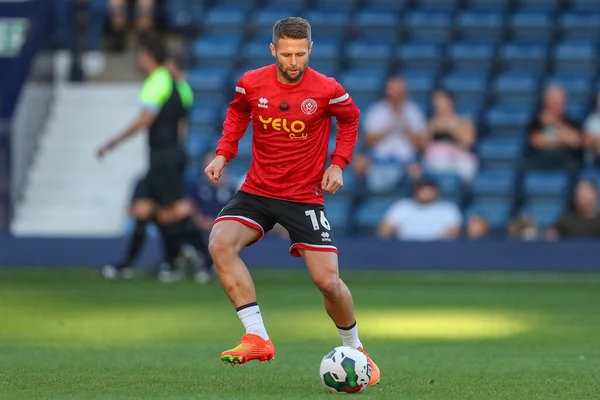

{"left": 308, "top": 40, "right": 341, "bottom": 75}
{"left": 478, "top": 137, "right": 524, "bottom": 170}
{"left": 466, "top": 201, "right": 512, "bottom": 231}
{"left": 191, "top": 36, "right": 240, "bottom": 69}
{"left": 423, "top": 172, "right": 464, "bottom": 204}
{"left": 448, "top": 41, "right": 496, "bottom": 69}
{"left": 493, "top": 72, "right": 539, "bottom": 104}
{"left": 523, "top": 171, "right": 571, "bottom": 202}
{"left": 553, "top": 40, "right": 598, "bottom": 75}
{"left": 500, "top": 41, "right": 547, "bottom": 73}
{"left": 186, "top": 132, "right": 213, "bottom": 159}
{"left": 313, "top": 0, "right": 359, "bottom": 12}
{"left": 322, "top": 195, "right": 351, "bottom": 232}
{"left": 235, "top": 126, "right": 253, "bottom": 160}
{"left": 356, "top": 197, "right": 398, "bottom": 231}
{"left": 189, "top": 102, "right": 219, "bottom": 129}
{"left": 203, "top": 7, "right": 247, "bottom": 36}
{"left": 484, "top": 106, "right": 531, "bottom": 138}
{"left": 345, "top": 41, "right": 393, "bottom": 69}
{"left": 442, "top": 70, "right": 488, "bottom": 103}
{"left": 415, "top": 0, "right": 459, "bottom": 13}
{"left": 456, "top": 11, "right": 503, "bottom": 42}
{"left": 559, "top": 13, "right": 600, "bottom": 41}
{"left": 520, "top": 202, "right": 564, "bottom": 228}
{"left": 545, "top": 73, "right": 593, "bottom": 105}
{"left": 510, "top": 12, "right": 554, "bottom": 42}
{"left": 354, "top": 11, "right": 400, "bottom": 44}
{"left": 305, "top": 11, "right": 350, "bottom": 37}
{"left": 263, "top": 0, "right": 308, "bottom": 12}
{"left": 471, "top": 170, "right": 517, "bottom": 202}
{"left": 339, "top": 69, "right": 386, "bottom": 104}
{"left": 216, "top": 0, "right": 258, "bottom": 12}
{"left": 187, "top": 68, "right": 229, "bottom": 103}
{"left": 466, "top": 0, "right": 509, "bottom": 13}
{"left": 405, "top": 11, "right": 452, "bottom": 44}
{"left": 397, "top": 42, "right": 443, "bottom": 71}
{"left": 456, "top": 100, "right": 483, "bottom": 122}
{"left": 164, "top": 0, "right": 204, "bottom": 30}
{"left": 518, "top": 0, "right": 560, "bottom": 13}
{"left": 252, "top": 9, "right": 295, "bottom": 37}
{"left": 570, "top": 0, "right": 599, "bottom": 13}
{"left": 243, "top": 39, "right": 275, "bottom": 69}
{"left": 364, "top": 0, "right": 409, "bottom": 13}
{"left": 402, "top": 70, "right": 437, "bottom": 94}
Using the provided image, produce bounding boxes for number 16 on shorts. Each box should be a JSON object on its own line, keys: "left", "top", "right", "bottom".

{"left": 305, "top": 209, "right": 332, "bottom": 242}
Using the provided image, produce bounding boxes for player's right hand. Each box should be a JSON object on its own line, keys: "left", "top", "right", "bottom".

{"left": 205, "top": 155, "right": 227, "bottom": 184}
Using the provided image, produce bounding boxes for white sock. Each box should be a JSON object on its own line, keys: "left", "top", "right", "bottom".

{"left": 236, "top": 303, "right": 269, "bottom": 340}
{"left": 337, "top": 321, "right": 362, "bottom": 349}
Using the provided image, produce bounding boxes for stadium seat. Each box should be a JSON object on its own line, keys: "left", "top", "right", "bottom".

{"left": 466, "top": 0, "right": 509, "bottom": 12}
{"left": 164, "top": 0, "right": 204, "bottom": 31}
{"left": 523, "top": 171, "right": 571, "bottom": 202}
{"left": 322, "top": 195, "right": 351, "bottom": 232}
{"left": 510, "top": 12, "right": 554, "bottom": 42}
{"left": 471, "top": 170, "right": 517, "bottom": 202}
{"left": 262, "top": 0, "right": 308, "bottom": 12}
{"left": 354, "top": 11, "right": 400, "bottom": 44}
{"left": 441, "top": 70, "right": 488, "bottom": 103}
{"left": 570, "top": 0, "right": 599, "bottom": 13}
{"left": 545, "top": 72, "right": 593, "bottom": 105}
{"left": 402, "top": 69, "right": 437, "bottom": 94}
{"left": 215, "top": 0, "right": 258, "bottom": 12}
{"left": 500, "top": 41, "right": 548, "bottom": 73}
{"left": 191, "top": 36, "right": 240, "bottom": 69}
{"left": 313, "top": 0, "right": 359, "bottom": 12}
{"left": 189, "top": 102, "right": 219, "bottom": 129}
{"left": 415, "top": 0, "right": 459, "bottom": 13}
{"left": 187, "top": 68, "right": 229, "bottom": 103}
{"left": 203, "top": 7, "right": 247, "bottom": 36}
{"left": 339, "top": 69, "right": 386, "bottom": 104}
{"left": 423, "top": 172, "right": 464, "bottom": 204}
{"left": 304, "top": 11, "right": 350, "bottom": 37}
{"left": 355, "top": 197, "right": 398, "bottom": 232}
{"left": 345, "top": 41, "right": 393, "bottom": 69}
{"left": 405, "top": 11, "right": 452, "bottom": 44}
{"left": 363, "top": 0, "right": 409, "bottom": 13}
{"left": 456, "top": 11, "right": 504, "bottom": 42}
{"left": 493, "top": 71, "right": 540, "bottom": 104}
{"left": 252, "top": 9, "right": 296, "bottom": 38}
{"left": 243, "top": 39, "right": 276, "bottom": 70}
{"left": 466, "top": 201, "right": 512, "bottom": 231}
{"left": 553, "top": 40, "right": 598, "bottom": 75}
{"left": 520, "top": 202, "right": 564, "bottom": 228}
{"left": 308, "top": 40, "right": 341, "bottom": 75}
{"left": 456, "top": 100, "right": 483, "bottom": 122}
{"left": 478, "top": 137, "right": 524, "bottom": 170}
{"left": 518, "top": 0, "right": 560, "bottom": 13}
{"left": 559, "top": 12, "right": 600, "bottom": 41}
{"left": 448, "top": 41, "right": 496, "bottom": 70}
{"left": 484, "top": 106, "right": 531, "bottom": 138}
{"left": 397, "top": 42, "right": 443, "bottom": 71}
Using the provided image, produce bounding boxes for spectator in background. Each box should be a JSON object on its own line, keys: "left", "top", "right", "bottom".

{"left": 109, "top": 0, "right": 155, "bottom": 52}
{"left": 55, "top": 0, "right": 107, "bottom": 77}
{"left": 377, "top": 178, "right": 462, "bottom": 241}
{"left": 420, "top": 90, "right": 478, "bottom": 182}
{"left": 352, "top": 76, "right": 427, "bottom": 192}
{"left": 546, "top": 179, "right": 600, "bottom": 239}
{"left": 465, "top": 214, "right": 490, "bottom": 240}
{"left": 524, "top": 85, "right": 583, "bottom": 176}
{"left": 508, "top": 215, "right": 539, "bottom": 241}
{"left": 583, "top": 93, "right": 600, "bottom": 166}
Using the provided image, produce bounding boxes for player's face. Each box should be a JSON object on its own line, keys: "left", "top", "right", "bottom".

{"left": 270, "top": 38, "right": 312, "bottom": 84}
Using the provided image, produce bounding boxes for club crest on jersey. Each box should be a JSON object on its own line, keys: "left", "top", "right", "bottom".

{"left": 301, "top": 98, "right": 317, "bottom": 115}
{"left": 258, "top": 97, "right": 269, "bottom": 109}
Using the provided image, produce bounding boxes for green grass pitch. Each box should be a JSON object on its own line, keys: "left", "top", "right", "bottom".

{"left": 1, "top": 268, "right": 599, "bottom": 399}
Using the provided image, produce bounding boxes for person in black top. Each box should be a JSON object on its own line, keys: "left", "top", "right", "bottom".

{"left": 97, "top": 32, "right": 212, "bottom": 283}
{"left": 547, "top": 179, "right": 600, "bottom": 239}
{"left": 524, "top": 85, "right": 583, "bottom": 177}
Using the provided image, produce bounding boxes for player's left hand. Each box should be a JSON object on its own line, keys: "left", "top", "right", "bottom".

{"left": 321, "top": 164, "right": 343, "bottom": 195}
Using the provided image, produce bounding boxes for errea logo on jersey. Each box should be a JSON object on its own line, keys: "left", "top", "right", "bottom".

{"left": 258, "top": 97, "right": 269, "bottom": 109}
{"left": 321, "top": 232, "right": 332, "bottom": 242}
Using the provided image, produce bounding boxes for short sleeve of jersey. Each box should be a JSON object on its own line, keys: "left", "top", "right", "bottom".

{"left": 139, "top": 68, "right": 172, "bottom": 112}
{"left": 176, "top": 81, "right": 194, "bottom": 109}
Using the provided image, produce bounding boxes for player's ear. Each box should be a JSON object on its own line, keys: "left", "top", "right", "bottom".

{"left": 270, "top": 43, "right": 276, "bottom": 58}
{"left": 309, "top": 41, "right": 313, "bottom": 54}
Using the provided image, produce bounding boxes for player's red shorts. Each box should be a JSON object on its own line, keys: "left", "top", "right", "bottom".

{"left": 214, "top": 190, "right": 338, "bottom": 257}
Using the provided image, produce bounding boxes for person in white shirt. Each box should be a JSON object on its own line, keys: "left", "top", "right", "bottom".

{"left": 352, "top": 77, "right": 427, "bottom": 192}
{"left": 377, "top": 179, "right": 462, "bottom": 241}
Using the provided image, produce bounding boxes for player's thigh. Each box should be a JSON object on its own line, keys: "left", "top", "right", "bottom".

{"left": 212, "top": 191, "right": 276, "bottom": 251}
{"left": 273, "top": 202, "right": 338, "bottom": 257}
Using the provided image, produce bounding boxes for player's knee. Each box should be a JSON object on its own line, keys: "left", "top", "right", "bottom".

{"left": 208, "top": 230, "right": 235, "bottom": 261}
{"left": 315, "top": 273, "right": 341, "bottom": 299}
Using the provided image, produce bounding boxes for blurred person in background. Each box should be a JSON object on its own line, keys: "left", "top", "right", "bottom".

{"left": 108, "top": 0, "right": 155, "bottom": 52}
{"left": 97, "top": 32, "right": 213, "bottom": 283}
{"left": 583, "top": 93, "right": 600, "bottom": 166}
{"left": 546, "top": 179, "right": 600, "bottom": 239}
{"left": 377, "top": 178, "right": 462, "bottom": 241}
{"left": 464, "top": 214, "right": 490, "bottom": 240}
{"left": 524, "top": 85, "right": 583, "bottom": 177}
{"left": 419, "top": 90, "right": 478, "bottom": 182}
{"left": 508, "top": 215, "right": 539, "bottom": 241}
{"left": 352, "top": 76, "right": 427, "bottom": 193}
{"left": 55, "top": 0, "right": 108, "bottom": 78}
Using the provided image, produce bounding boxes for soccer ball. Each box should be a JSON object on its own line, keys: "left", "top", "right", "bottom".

{"left": 319, "top": 346, "right": 371, "bottom": 394}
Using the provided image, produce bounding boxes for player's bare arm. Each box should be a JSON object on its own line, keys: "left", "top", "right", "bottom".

{"left": 97, "top": 110, "right": 155, "bottom": 159}
{"left": 321, "top": 164, "right": 344, "bottom": 195}
{"left": 205, "top": 155, "right": 228, "bottom": 184}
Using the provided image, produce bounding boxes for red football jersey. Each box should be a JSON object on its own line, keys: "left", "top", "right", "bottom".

{"left": 215, "top": 64, "right": 359, "bottom": 205}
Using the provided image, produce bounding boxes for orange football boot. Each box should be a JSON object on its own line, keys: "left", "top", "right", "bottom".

{"left": 358, "top": 347, "right": 381, "bottom": 385}
{"left": 220, "top": 334, "right": 275, "bottom": 365}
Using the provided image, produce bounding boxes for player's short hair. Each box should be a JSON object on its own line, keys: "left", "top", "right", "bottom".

{"left": 137, "top": 31, "right": 167, "bottom": 64}
{"left": 272, "top": 17, "right": 311, "bottom": 46}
